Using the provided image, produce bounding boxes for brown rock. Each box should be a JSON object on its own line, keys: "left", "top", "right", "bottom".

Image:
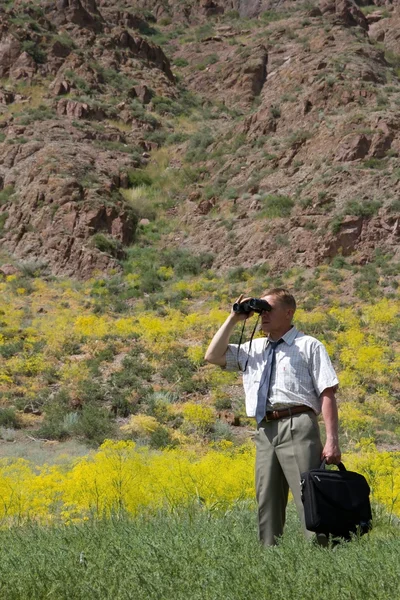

{"left": 10, "top": 52, "right": 37, "bottom": 81}
{"left": 50, "top": 40, "right": 72, "bottom": 59}
{"left": 322, "top": 216, "right": 364, "bottom": 257}
{"left": 114, "top": 30, "right": 174, "bottom": 82}
{"left": 200, "top": 0, "right": 224, "bottom": 17}
{"left": 0, "top": 263, "right": 20, "bottom": 277}
{"left": 217, "top": 410, "right": 240, "bottom": 426}
{"left": 56, "top": 99, "right": 106, "bottom": 120}
{"left": 365, "top": 11, "right": 385, "bottom": 25}
{"left": 369, "top": 133, "right": 393, "bottom": 159}
{"left": 53, "top": 0, "right": 104, "bottom": 31}
{"left": 134, "top": 84, "right": 152, "bottom": 105}
{"left": 188, "top": 191, "right": 201, "bottom": 202}
{"left": 0, "top": 89, "right": 14, "bottom": 104}
{"left": 50, "top": 79, "right": 71, "bottom": 96}
{"left": 197, "top": 197, "right": 216, "bottom": 215}
{"left": 335, "top": 134, "right": 371, "bottom": 162}
{"left": 319, "top": 0, "right": 368, "bottom": 30}
{"left": 0, "top": 34, "right": 21, "bottom": 78}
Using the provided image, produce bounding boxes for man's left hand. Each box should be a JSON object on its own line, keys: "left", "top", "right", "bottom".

{"left": 322, "top": 439, "right": 341, "bottom": 465}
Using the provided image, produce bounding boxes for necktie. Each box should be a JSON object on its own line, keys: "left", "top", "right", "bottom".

{"left": 256, "top": 339, "right": 283, "bottom": 424}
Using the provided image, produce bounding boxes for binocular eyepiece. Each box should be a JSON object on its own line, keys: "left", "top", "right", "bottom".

{"left": 232, "top": 298, "right": 272, "bottom": 315}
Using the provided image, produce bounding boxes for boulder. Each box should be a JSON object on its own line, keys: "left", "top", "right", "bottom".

{"left": 56, "top": 99, "right": 106, "bottom": 120}
{"left": 319, "top": 0, "right": 368, "bottom": 30}
{"left": 321, "top": 216, "right": 364, "bottom": 257}
{"left": 10, "top": 52, "right": 37, "bottom": 81}
{"left": 53, "top": 0, "right": 104, "bottom": 31}
{"left": 0, "top": 89, "right": 14, "bottom": 105}
{"left": 0, "top": 34, "right": 21, "bottom": 78}
{"left": 129, "top": 84, "right": 153, "bottom": 105}
{"left": 369, "top": 133, "right": 393, "bottom": 158}
{"left": 0, "top": 263, "right": 20, "bottom": 277}
{"left": 335, "top": 134, "right": 371, "bottom": 162}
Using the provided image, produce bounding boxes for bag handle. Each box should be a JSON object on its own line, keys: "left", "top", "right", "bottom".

{"left": 320, "top": 459, "right": 346, "bottom": 471}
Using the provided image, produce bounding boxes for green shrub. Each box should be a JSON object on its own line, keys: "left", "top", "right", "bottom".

{"left": 70, "top": 404, "right": 114, "bottom": 447}
{"left": 0, "top": 408, "right": 19, "bottom": 428}
{"left": 161, "top": 249, "right": 214, "bottom": 276}
{"left": 63, "top": 70, "right": 92, "bottom": 95}
{"left": 227, "top": 266, "right": 249, "bottom": 282}
{"left": 139, "top": 270, "right": 163, "bottom": 293}
{"left": 287, "top": 130, "right": 312, "bottom": 146}
{"left": 331, "top": 216, "right": 344, "bottom": 234}
{"left": 149, "top": 425, "right": 177, "bottom": 449}
{"left": 152, "top": 95, "right": 187, "bottom": 116}
{"left": 0, "top": 339, "right": 24, "bottom": 358}
{"left": 270, "top": 105, "right": 281, "bottom": 118}
{"left": 389, "top": 199, "right": 400, "bottom": 213}
{"left": 186, "top": 129, "right": 215, "bottom": 162}
{"left": 0, "top": 186, "right": 15, "bottom": 206}
{"left": 127, "top": 170, "right": 153, "bottom": 187}
{"left": 38, "top": 390, "right": 71, "bottom": 441}
{"left": 344, "top": 200, "right": 381, "bottom": 218}
{"left": 363, "top": 158, "right": 387, "bottom": 170}
{"left": 214, "top": 397, "right": 233, "bottom": 411}
{"left": 0, "top": 211, "right": 8, "bottom": 235}
{"left": 52, "top": 33, "right": 76, "bottom": 50}
{"left": 173, "top": 57, "right": 189, "bottom": 67}
{"left": 91, "top": 233, "right": 123, "bottom": 258}
{"left": 195, "top": 23, "right": 215, "bottom": 41}
{"left": 21, "top": 40, "right": 46, "bottom": 64}
{"left": 17, "top": 105, "right": 56, "bottom": 125}
{"left": 261, "top": 194, "right": 294, "bottom": 218}
{"left": 210, "top": 420, "right": 234, "bottom": 442}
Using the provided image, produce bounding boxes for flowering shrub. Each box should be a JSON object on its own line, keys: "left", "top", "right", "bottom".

{"left": 120, "top": 415, "right": 159, "bottom": 436}
{"left": 183, "top": 403, "right": 215, "bottom": 431}
{"left": 0, "top": 441, "right": 399, "bottom": 524}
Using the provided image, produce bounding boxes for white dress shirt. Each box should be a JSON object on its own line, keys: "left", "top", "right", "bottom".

{"left": 224, "top": 326, "right": 339, "bottom": 417}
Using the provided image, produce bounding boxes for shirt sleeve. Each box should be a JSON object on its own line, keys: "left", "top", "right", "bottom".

{"left": 223, "top": 342, "right": 250, "bottom": 372}
{"left": 310, "top": 342, "right": 339, "bottom": 397}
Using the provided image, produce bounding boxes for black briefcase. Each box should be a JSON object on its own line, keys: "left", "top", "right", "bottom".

{"left": 300, "top": 460, "right": 372, "bottom": 540}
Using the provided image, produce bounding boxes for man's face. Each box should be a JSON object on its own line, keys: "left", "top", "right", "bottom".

{"left": 260, "top": 294, "right": 294, "bottom": 335}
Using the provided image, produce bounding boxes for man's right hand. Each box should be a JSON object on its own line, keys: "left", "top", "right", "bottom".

{"left": 231, "top": 294, "right": 254, "bottom": 321}
{"left": 205, "top": 295, "right": 253, "bottom": 366}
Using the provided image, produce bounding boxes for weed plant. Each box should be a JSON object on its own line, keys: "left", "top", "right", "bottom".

{"left": 0, "top": 505, "right": 399, "bottom": 600}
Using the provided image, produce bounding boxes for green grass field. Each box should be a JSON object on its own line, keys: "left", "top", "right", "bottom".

{"left": 0, "top": 505, "right": 399, "bottom": 600}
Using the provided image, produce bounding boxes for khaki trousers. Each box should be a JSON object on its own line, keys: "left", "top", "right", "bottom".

{"left": 254, "top": 411, "right": 323, "bottom": 547}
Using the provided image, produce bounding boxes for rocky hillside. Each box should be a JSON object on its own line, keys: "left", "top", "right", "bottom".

{"left": 0, "top": 0, "right": 399, "bottom": 282}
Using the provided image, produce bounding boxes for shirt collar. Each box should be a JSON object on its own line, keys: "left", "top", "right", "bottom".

{"left": 267, "top": 326, "right": 299, "bottom": 346}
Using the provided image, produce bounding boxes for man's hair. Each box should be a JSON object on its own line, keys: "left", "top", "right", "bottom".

{"left": 264, "top": 288, "right": 296, "bottom": 312}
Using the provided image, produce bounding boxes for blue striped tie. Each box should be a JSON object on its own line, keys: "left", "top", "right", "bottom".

{"left": 256, "top": 340, "right": 283, "bottom": 424}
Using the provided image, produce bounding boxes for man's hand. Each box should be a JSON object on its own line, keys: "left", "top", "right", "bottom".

{"left": 322, "top": 438, "right": 341, "bottom": 465}
{"left": 231, "top": 294, "right": 254, "bottom": 321}
{"left": 205, "top": 294, "right": 254, "bottom": 366}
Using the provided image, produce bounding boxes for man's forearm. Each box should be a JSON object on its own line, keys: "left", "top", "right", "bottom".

{"left": 204, "top": 314, "right": 239, "bottom": 366}
{"left": 321, "top": 389, "right": 339, "bottom": 441}
{"left": 320, "top": 387, "right": 341, "bottom": 464}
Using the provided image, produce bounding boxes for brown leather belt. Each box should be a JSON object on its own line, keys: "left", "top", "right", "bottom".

{"left": 265, "top": 405, "right": 312, "bottom": 421}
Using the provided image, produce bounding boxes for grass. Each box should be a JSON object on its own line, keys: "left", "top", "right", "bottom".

{"left": 0, "top": 505, "right": 398, "bottom": 600}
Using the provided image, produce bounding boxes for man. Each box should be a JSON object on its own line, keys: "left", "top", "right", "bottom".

{"left": 205, "top": 288, "right": 341, "bottom": 546}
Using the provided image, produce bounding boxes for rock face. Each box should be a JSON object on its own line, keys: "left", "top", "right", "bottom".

{"left": 0, "top": 139, "right": 138, "bottom": 277}
{"left": 0, "top": 0, "right": 177, "bottom": 278}
{"left": 1, "top": 0, "right": 400, "bottom": 279}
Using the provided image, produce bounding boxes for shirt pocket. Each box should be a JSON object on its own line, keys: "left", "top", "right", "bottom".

{"left": 280, "top": 356, "right": 301, "bottom": 392}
